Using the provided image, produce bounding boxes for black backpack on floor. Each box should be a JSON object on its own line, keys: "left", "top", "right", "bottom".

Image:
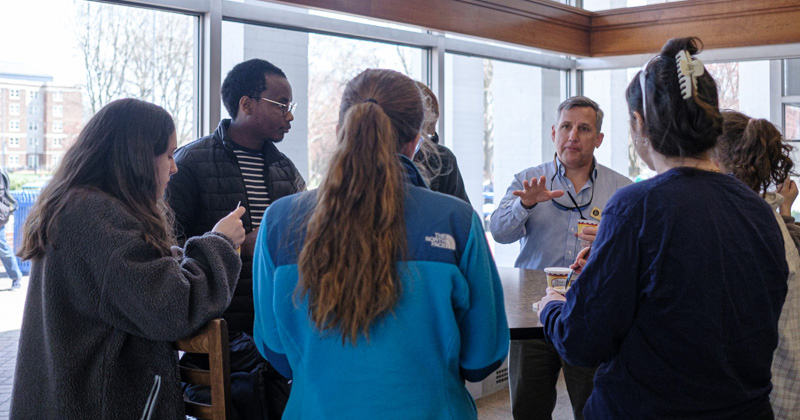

{"left": 180, "top": 331, "right": 291, "bottom": 420}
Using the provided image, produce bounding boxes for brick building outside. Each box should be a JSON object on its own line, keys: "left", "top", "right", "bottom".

{"left": 0, "top": 62, "right": 82, "bottom": 172}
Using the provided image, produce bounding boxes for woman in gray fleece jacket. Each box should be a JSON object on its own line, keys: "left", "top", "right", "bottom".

{"left": 10, "top": 98, "right": 246, "bottom": 419}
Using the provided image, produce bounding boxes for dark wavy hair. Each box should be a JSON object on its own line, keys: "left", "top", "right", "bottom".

{"left": 221, "top": 59, "right": 287, "bottom": 120}
{"left": 18, "top": 98, "right": 176, "bottom": 259}
{"left": 626, "top": 37, "right": 722, "bottom": 158}
{"left": 715, "top": 110, "right": 794, "bottom": 195}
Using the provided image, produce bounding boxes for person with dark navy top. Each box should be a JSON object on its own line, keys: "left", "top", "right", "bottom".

{"left": 538, "top": 37, "right": 788, "bottom": 419}
{"left": 252, "top": 69, "right": 508, "bottom": 419}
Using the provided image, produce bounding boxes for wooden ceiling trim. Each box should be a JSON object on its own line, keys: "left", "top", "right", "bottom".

{"left": 592, "top": 0, "right": 800, "bottom": 30}
{"left": 454, "top": 0, "right": 591, "bottom": 31}
{"left": 590, "top": 0, "right": 800, "bottom": 56}
{"left": 265, "top": 0, "right": 591, "bottom": 56}
{"left": 262, "top": 0, "right": 800, "bottom": 59}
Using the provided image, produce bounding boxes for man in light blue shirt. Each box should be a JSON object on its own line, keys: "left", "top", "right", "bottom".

{"left": 490, "top": 96, "right": 631, "bottom": 419}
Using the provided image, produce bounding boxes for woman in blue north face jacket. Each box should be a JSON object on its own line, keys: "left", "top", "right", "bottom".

{"left": 252, "top": 69, "right": 509, "bottom": 419}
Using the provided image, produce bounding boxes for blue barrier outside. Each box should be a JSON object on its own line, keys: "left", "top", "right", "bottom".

{"left": 11, "top": 190, "right": 40, "bottom": 275}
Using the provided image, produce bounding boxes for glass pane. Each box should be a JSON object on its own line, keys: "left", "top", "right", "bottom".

{"left": 222, "top": 21, "right": 425, "bottom": 189}
{"left": 706, "top": 60, "right": 771, "bottom": 118}
{"left": 0, "top": 1, "right": 198, "bottom": 174}
{"left": 582, "top": 0, "right": 688, "bottom": 11}
{"left": 307, "top": 35, "right": 424, "bottom": 188}
{"left": 786, "top": 104, "right": 800, "bottom": 218}
{"left": 582, "top": 68, "right": 649, "bottom": 180}
{"left": 784, "top": 59, "right": 800, "bottom": 96}
{"left": 786, "top": 104, "right": 800, "bottom": 141}
{"left": 706, "top": 63, "right": 740, "bottom": 111}
{"left": 444, "top": 53, "right": 565, "bottom": 266}
{"left": 582, "top": 60, "right": 773, "bottom": 182}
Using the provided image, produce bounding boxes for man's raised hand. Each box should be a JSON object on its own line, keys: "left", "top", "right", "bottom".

{"left": 512, "top": 175, "right": 565, "bottom": 208}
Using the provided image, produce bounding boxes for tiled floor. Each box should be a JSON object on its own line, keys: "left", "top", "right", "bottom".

{"left": 0, "top": 330, "right": 19, "bottom": 419}
{"left": 0, "top": 274, "right": 26, "bottom": 420}
{"left": 476, "top": 373, "right": 574, "bottom": 419}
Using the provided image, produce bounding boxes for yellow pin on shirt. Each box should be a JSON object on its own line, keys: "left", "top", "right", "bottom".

{"left": 590, "top": 206, "right": 602, "bottom": 221}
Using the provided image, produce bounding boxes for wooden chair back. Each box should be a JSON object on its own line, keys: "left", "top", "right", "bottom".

{"left": 174, "top": 318, "right": 232, "bottom": 420}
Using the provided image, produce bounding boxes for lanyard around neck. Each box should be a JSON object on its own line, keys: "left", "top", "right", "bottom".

{"left": 550, "top": 159, "right": 595, "bottom": 219}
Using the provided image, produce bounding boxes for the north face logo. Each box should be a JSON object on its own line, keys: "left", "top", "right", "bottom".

{"left": 425, "top": 233, "right": 456, "bottom": 250}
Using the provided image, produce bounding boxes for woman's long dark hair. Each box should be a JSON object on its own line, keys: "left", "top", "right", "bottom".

{"left": 19, "top": 98, "right": 176, "bottom": 260}
{"left": 297, "top": 69, "right": 423, "bottom": 344}
{"left": 626, "top": 37, "right": 722, "bottom": 158}
{"left": 716, "top": 110, "right": 794, "bottom": 195}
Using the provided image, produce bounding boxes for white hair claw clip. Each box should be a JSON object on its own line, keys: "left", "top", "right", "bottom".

{"left": 675, "top": 50, "right": 704, "bottom": 100}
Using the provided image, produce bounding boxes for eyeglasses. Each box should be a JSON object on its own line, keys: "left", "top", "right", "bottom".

{"left": 259, "top": 97, "right": 297, "bottom": 117}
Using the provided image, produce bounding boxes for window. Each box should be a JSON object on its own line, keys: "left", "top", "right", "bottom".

{"left": 785, "top": 59, "right": 800, "bottom": 96}
{"left": 29, "top": 137, "right": 38, "bottom": 147}
{"left": 79, "top": 3, "right": 197, "bottom": 144}
{"left": 705, "top": 61, "right": 771, "bottom": 118}
{"left": 30, "top": 105, "right": 38, "bottom": 115}
{"left": 9, "top": 120, "right": 19, "bottom": 131}
{"left": 8, "top": 137, "right": 19, "bottom": 147}
{"left": 9, "top": 156, "right": 18, "bottom": 166}
{"left": 9, "top": 104, "right": 19, "bottom": 115}
{"left": 53, "top": 155, "right": 62, "bottom": 167}
{"left": 9, "top": 89, "right": 19, "bottom": 99}
{"left": 27, "top": 155, "right": 38, "bottom": 168}
{"left": 2, "top": 2, "right": 199, "bottom": 153}
{"left": 53, "top": 121, "right": 63, "bottom": 132}
{"left": 221, "top": 21, "right": 425, "bottom": 188}
{"left": 444, "top": 53, "right": 566, "bottom": 265}
{"left": 29, "top": 121, "right": 39, "bottom": 131}
{"left": 53, "top": 137, "right": 63, "bottom": 147}
{"left": 581, "top": 0, "right": 688, "bottom": 11}
{"left": 786, "top": 104, "right": 800, "bottom": 141}
{"left": 580, "top": 60, "right": 772, "bottom": 182}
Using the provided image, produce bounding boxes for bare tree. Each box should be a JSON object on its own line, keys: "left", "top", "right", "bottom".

{"left": 74, "top": 1, "right": 194, "bottom": 144}
{"left": 787, "top": 106, "right": 800, "bottom": 140}
{"left": 306, "top": 35, "right": 418, "bottom": 187}
{"left": 628, "top": 133, "right": 645, "bottom": 180}
{"left": 75, "top": 1, "right": 135, "bottom": 115}
{"left": 483, "top": 59, "right": 494, "bottom": 187}
{"left": 707, "top": 62, "right": 739, "bottom": 110}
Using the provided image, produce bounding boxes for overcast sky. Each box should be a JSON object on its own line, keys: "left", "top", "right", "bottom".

{"left": 1, "top": 0, "right": 84, "bottom": 86}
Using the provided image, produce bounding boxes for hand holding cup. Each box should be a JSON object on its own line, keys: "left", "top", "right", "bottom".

{"left": 535, "top": 287, "right": 567, "bottom": 320}
{"left": 576, "top": 225, "right": 597, "bottom": 243}
{"left": 576, "top": 219, "right": 599, "bottom": 247}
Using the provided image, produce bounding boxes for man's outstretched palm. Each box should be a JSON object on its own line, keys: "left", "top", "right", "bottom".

{"left": 512, "top": 175, "right": 565, "bottom": 208}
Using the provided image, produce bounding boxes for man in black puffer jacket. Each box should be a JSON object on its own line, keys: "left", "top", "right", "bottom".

{"left": 167, "top": 58, "right": 305, "bottom": 419}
